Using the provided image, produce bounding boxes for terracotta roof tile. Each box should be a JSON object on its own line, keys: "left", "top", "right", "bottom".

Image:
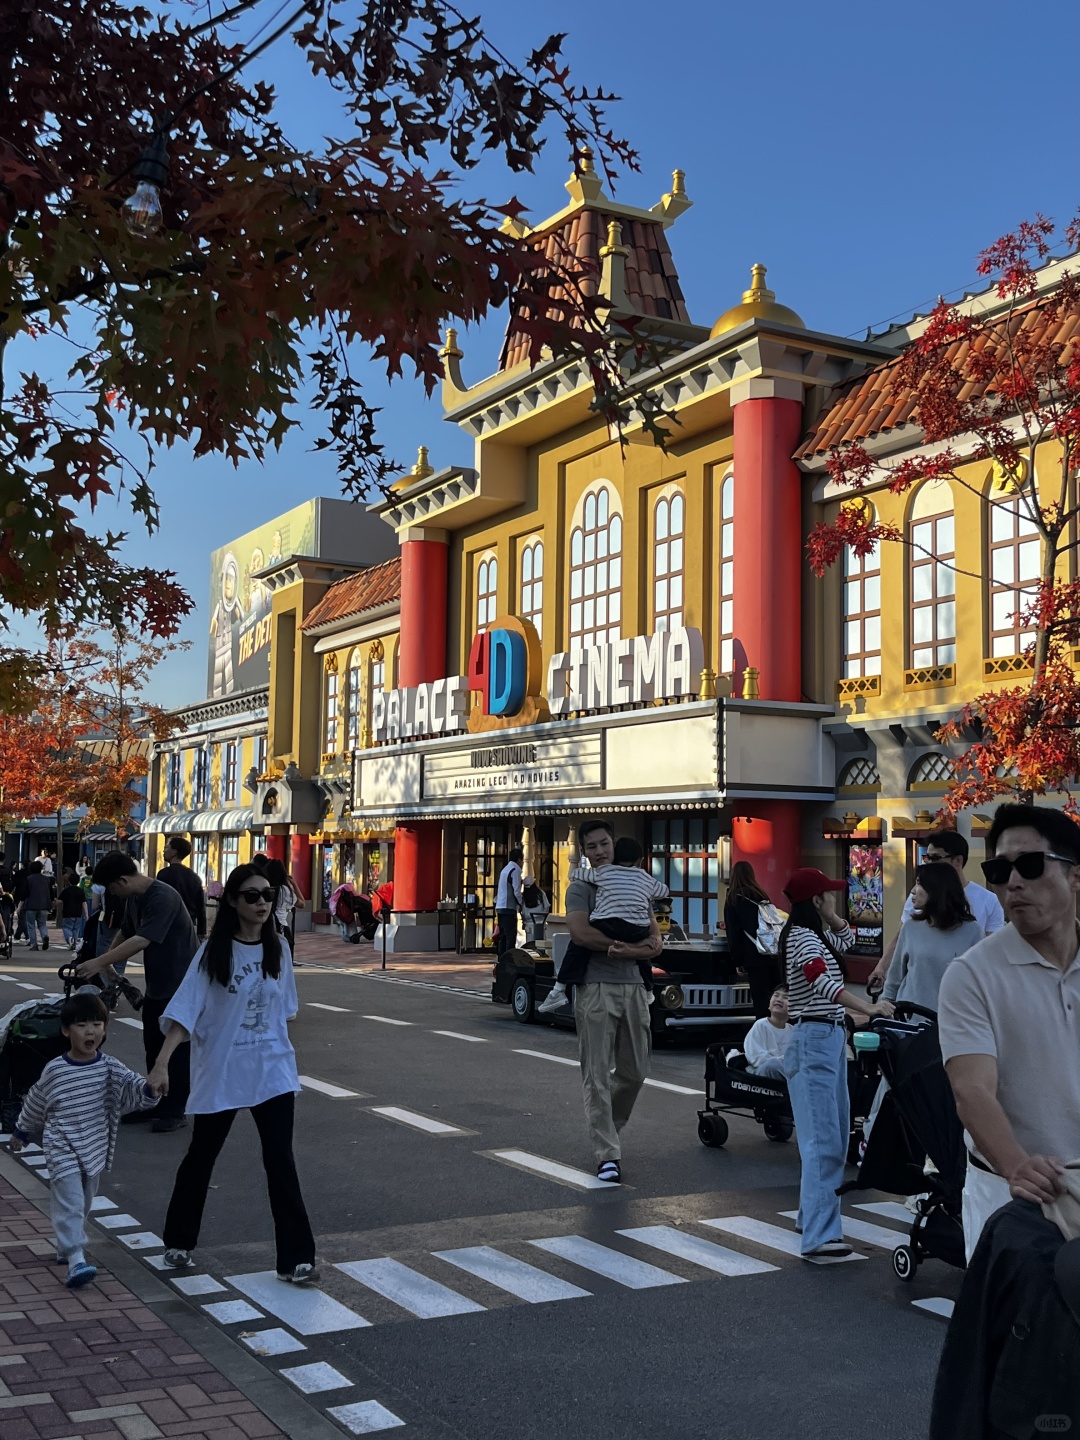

{"left": 500, "top": 209, "right": 690, "bottom": 370}
{"left": 300, "top": 557, "right": 401, "bottom": 632}
{"left": 797, "top": 290, "right": 1080, "bottom": 460}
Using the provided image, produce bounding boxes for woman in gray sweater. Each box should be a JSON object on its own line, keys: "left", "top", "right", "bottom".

{"left": 883, "top": 864, "right": 983, "bottom": 1010}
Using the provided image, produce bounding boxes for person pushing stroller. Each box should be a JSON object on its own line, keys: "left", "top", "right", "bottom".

{"left": 10, "top": 990, "right": 159, "bottom": 1288}
{"left": 540, "top": 837, "right": 668, "bottom": 1014}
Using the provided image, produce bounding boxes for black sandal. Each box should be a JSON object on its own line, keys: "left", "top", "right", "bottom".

{"left": 597, "top": 1160, "right": 621, "bottom": 1184}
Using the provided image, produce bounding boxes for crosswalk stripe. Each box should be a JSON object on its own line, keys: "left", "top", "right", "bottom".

{"left": 702, "top": 1217, "right": 865, "bottom": 1264}
{"left": 618, "top": 1225, "right": 779, "bottom": 1276}
{"left": 529, "top": 1235, "right": 686, "bottom": 1290}
{"left": 642, "top": 1079, "right": 703, "bottom": 1096}
{"left": 782, "top": 1211, "right": 905, "bottom": 1250}
{"left": 854, "top": 1201, "right": 914, "bottom": 1225}
{"left": 370, "top": 1106, "right": 465, "bottom": 1135}
{"left": 203, "top": 1299, "right": 263, "bottom": 1324}
{"left": 228, "top": 1270, "right": 371, "bottom": 1334}
{"left": 114, "top": 1017, "right": 143, "bottom": 1028}
{"left": 327, "top": 1400, "right": 406, "bottom": 1434}
{"left": 95, "top": 1212, "right": 139, "bottom": 1228}
{"left": 299, "top": 1075, "right": 362, "bottom": 1099}
{"left": 434, "top": 1245, "right": 592, "bottom": 1303}
{"left": 336, "top": 1258, "right": 485, "bottom": 1318}
{"left": 241, "top": 1328, "right": 307, "bottom": 1356}
{"left": 281, "top": 1361, "right": 353, "bottom": 1394}
{"left": 362, "top": 1015, "right": 411, "bottom": 1026}
{"left": 0, "top": 974, "right": 15, "bottom": 981}
{"left": 432, "top": 1030, "right": 487, "bottom": 1043}
{"left": 307, "top": 1002, "right": 350, "bottom": 1012}
{"left": 513, "top": 1048, "right": 577, "bottom": 1067}
{"left": 88, "top": 1196, "right": 117, "bottom": 1212}
{"left": 913, "top": 1297, "right": 954, "bottom": 1319}
{"left": 15, "top": 982, "right": 41, "bottom": 990}
{"left": 488, "top": 1149, "right": 617, "bottom": 1190}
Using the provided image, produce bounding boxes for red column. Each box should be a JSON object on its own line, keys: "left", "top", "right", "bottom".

{"left": 289, "top": 834, "right": 312, "bottom": 901}
{"left": 732, "top": 800, "right": 802, "bottom": 908}
{"left": 395, "top": 532, "right": 448, "bottom": 915}
{"left": 731, "top": 391, "right": 803, "bottom": 701}
{"left": 265, "top": 834, "right": 287, "bottom": 864}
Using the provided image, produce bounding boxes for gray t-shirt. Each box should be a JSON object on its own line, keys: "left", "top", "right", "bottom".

{"left": 565, "top": 878, "right": 641, "bottom": 984}
{"left": 883, "top": 918, "right": 983, "bottom": 1009}
{"left": 122, "top": 879, "right": 199, "bottom": 1000}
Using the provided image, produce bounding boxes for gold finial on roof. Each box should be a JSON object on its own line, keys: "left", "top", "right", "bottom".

{"left": 439, "top": 328, "right": 462, "bottom": 360}
{"left": 671, "top": 168, "right": 686, "bottom": 195}
{"left": 413, "top": 445, "right": 433, "bottom": 478}
{"left": 710, "top": 263, "right": 806, "bottom": 339}
{"left": 565, "top": 146, "right": 604, "bottom": 206}
{"left": 652, "top": 168, "right": 692, "bottom": 223}
{"left": 600, "top": 219, "right": 629, "bottom": 257}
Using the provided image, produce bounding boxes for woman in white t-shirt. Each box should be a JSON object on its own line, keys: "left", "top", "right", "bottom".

{"left": 149, "top": 863, "right": 318, "bottom": 1284}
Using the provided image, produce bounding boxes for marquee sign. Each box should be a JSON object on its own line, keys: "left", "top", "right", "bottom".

{"left": 422, "top": 733, "right": 604, "bottom": 798}
{"left": 369, "top": 624, "right": 704, "bottom": 744}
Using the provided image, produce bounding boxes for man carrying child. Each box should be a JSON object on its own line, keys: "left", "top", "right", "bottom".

{"left": 11, "top": 991, "right": 159, "bottom": 1288}
{"left": 561, "top": 820, "right": 663, "bottom": 1184}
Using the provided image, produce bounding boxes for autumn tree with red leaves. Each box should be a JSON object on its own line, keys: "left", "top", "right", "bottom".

{"left": 0, "top": 0, "right": 648, "bottom": 708}
{"left": 808, "top": 214, "right": 1080, "bottom": 812}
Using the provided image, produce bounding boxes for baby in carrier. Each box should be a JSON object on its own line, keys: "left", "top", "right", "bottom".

{"left": 538, "top": 837, "right": 668, "bottom": 1013}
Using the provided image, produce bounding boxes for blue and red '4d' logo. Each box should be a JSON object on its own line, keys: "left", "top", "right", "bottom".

{"left": 468, "top": 627, "right": 526, "bottom": 715}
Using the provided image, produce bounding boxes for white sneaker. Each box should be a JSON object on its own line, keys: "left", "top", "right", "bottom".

{"left": 538, "top": 985, "right": 568, "bottom": 1014}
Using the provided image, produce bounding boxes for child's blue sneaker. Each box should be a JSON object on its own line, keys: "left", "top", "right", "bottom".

{"left": 65, "top": 1261, "right": 96, "bottom": 1288}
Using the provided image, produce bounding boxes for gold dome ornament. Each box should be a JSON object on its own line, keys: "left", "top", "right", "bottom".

{"left": 710, "top": 264, "right": 806, "bottom": 339}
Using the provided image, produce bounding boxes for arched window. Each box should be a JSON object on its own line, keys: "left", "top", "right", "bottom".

{"left": 569, "top": 485, "right": 622, "bottom": 648}
{"left": 843, "top": 536, "right": 881, "bottom": 678}
{"left": 520, "top": 539, "right": 543, "bottom": 638}
{"left": 719, "top": 473, "right": 735, "bottom": 675}
{"left": 345, "top": 652, "right": 363, "bottom": 750}
{"left": 909, "top": 752, "right": 954, "bottom": 788}
{"left": 653, "top": 490, "right": 685, "bottom": 632}
{"left": 910, "top": 484, "right": 956, "bottom": 667}
{"left": 323, "top": 662, "right": 339, "bottom": 753}
{"left": 838, "top": 758, "right": 881, "bottom": 790}
{"left": 476, "top": 554, "right": 498, "bottom": 631}
{"left": 988, "top": 492, "right": 1040, "bottom": 657}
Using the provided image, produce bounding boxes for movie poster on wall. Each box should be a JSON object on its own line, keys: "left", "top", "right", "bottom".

{"left": 206, "top": 502, "right": 317, "bottom": 697}
{"left": 846, "top": 842, "right": 884, "bottom": 957}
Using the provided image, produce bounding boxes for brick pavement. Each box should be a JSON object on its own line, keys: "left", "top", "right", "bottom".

{"left": 0, "top": 1175, "right": 286, "bottom": 1440}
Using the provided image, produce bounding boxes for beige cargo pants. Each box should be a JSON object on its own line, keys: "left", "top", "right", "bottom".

{"left": 575, "top": 982, "right": 652, "bottom": 1164}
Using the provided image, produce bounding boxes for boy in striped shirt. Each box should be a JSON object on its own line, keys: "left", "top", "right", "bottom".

{"left": 540, "top": 838, "right": 668, "bottom": 1011}
{"left": 12, "top": 990, "right": 158, "bottom": 1287}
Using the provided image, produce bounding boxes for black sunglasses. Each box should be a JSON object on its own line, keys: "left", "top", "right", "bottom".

{"left": 981, "top": 851, "right": 1077, "bottom": 885}
{"left": 238, "top": 887, "right": 275, "bottom": 904}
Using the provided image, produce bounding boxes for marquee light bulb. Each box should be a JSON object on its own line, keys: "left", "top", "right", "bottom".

{"left": 121, "top": 180, "right": 164, "bottom": 239}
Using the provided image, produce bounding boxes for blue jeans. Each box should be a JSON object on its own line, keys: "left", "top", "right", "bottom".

{"left": 62, "top": 917, "right": 82, "bottom": 948}
{"left": 783, "top": 1020, "right": 850, "bottom": 1254}
{"left": 25, "top": 909, "right": 49, "bottom": 947}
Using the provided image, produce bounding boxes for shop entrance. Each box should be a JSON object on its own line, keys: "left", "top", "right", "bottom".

{"left": 460, "top": 823, "right": 508, "bottom": 950}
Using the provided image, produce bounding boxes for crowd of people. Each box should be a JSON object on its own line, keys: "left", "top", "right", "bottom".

{"left": 5, "top": 803, "right": 1079, "bottom": 1430}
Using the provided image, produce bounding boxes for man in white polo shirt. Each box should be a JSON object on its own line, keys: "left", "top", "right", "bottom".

{"left": 868, "top": 828, "right": 1003, "bottom": 994}
{"left": 938, "top": 803, "right": 1080, "bottom": 1260}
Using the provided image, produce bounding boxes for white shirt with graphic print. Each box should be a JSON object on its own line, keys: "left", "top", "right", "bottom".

{"left": 161, "top": 938, "right": 300, "bottom": 1114}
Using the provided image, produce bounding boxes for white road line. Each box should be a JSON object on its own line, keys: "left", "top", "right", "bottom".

{"left": 530, "top": 1235, "right": 686, "bottom": 1290}
{"left": 14, "top": 982, "right": 41, "bottom": 990}
{"left": 432, "top": 1030, "right": 487, "bottom": 1043}
{"left": 171, "top": 1275, "right": 227, "bottom": 1296}
{"left": 782, "top": 1210, "right": 905, "bottom": 1250}
{"left": 362, "top": 1015, "right": 412, "bottom": 1026}
{"left": 241, "top": 1328, "right": 307, "bottom": 1356}
{"left": 913, "top": 1297, "right": 954, "bottom": 1319}
{"left": 114, "top": 1017, "right": 143, "bottom": 1029}
{"left": 618, "top": 1225, "right": 779, "bottom": 1277}
{"left": 434, "top": 1245, "right": 592, "bottom": 1303}
{"left": 281, "top": 1361, "right": 353, "bottom": 1394}
{"left": 228, "top": 1270, "right": 371, "bottom": 1334}
{"left": 327, "top": 1400, "right": 406, "bottom": 1434}
{"left": 513, "top": 1048, "right": 577, "bottom": 1067}
{"left": 21, "top": 1155, "right": 48, "bottom": 1168}
{"left": 643, "top": 1079, "right": 703, "bottom": 1096}
{"left": 299, "top": 1075, "right": 362, "bottom": 1099}
{"left": 203, "top": 1299, "right": 264, "bottom": 1324}
{"left": 0, "top": 974, "right": 15, "bottom": 981}
{"left": 369, "top": 1106, "right": 465, "bottom": 1136}
{"left": 702, "top": 1217, "right": 865, "bottom": 1264}
{"left": 118, "top": 1231, "right": 164, "bottom": 1251}
{"left": 854, "top": 1201, "right": 914, "bottom": 1225}
{"left": 488, "top": 1149, "right": 617, "bottom": 1191}
{"left": 336, "top": 1258, "right": 485, "bottom": 1318}
{"left": 89, "top": 1196, "right": 117, "bottom": 1212}
{"left": 95, "top": 1213, "right": 140, "bottom": 1229}
{"left": 307, "top": 1002, "right": 351, "bottom": 1013}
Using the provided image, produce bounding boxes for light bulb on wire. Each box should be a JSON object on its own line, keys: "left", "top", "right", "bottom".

{"left": 121, "top": 131, "right": 169, "bottom": 240}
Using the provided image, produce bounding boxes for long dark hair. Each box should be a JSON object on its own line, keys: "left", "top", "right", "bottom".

{"left": 778, "top": 898, "right": 847, "bottom": 972}
{"left": 726, "top": 860, "right": 770, "bottom": 906}
{"left": 201, "top": 863, "right": 282, "bottom": 987}
{"left": 912, "top": 863, "right": 974, "bottom": 931}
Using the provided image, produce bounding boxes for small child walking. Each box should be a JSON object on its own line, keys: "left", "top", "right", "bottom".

{"left": 539, "top": 837, "right": 669, "bottom": 1013}
{"left": 12, "top": 990, "right": 158, "bottom": 1287}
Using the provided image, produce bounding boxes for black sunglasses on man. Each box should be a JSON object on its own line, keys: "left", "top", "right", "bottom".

{"left": 981, "top": 851, "right": 1078, "bottom": 886}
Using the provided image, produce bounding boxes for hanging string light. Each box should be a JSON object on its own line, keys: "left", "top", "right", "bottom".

{"left": 120, "top": 130, "right": 170, "bottom": 239}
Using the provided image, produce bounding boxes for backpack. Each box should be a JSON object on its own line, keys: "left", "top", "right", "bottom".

{"left": 333, "top": 890, "right": 355, "bottom": 922}
{"left": 750, "top": 902, "right": 786, "bottom": 956}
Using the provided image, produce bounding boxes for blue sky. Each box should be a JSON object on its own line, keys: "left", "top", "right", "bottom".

{"left": 22, "top": 0, "right": 1080, "bottom": 705}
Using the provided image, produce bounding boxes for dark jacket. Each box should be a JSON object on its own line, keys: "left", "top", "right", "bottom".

{"left": 24, "top": 873, "right": 55, "bottom": 911}
{"left": 156, "top": 863, "right": 207, "bottom": 937}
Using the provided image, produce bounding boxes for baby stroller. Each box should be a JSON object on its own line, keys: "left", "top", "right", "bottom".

{"left": 0, "top": 997, "right": 68, "bottom": 1131}
{"left": 0, "top": 890, "right": 13, "bottom": 961}
{"left": 841, "top": 999, "right": 966, "bottom": 1280}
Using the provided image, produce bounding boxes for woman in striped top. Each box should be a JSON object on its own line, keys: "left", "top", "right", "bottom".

{"left": 779, "top": 868, "right": 894, "bottom": 1258}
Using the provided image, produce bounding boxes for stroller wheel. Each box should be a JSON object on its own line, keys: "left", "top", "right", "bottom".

{"left": 891, "top": 1244, "right": 918, "bottom": 1282}
{"left": 697, "top": 1113, "right": 728, "bottom": 1148}
{"left": 762, "top": 1116, "right": 794, "bottom": 1143}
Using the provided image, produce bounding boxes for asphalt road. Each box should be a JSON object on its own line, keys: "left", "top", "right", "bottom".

{"left": 0, "top": 951, "right": 957, "bottom": 1440}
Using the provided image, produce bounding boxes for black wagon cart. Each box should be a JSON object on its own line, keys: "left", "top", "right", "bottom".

{"left": 697, "top": 1043, "right": 794, "bottom": 1146}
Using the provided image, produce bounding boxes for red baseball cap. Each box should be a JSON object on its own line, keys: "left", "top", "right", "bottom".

{"left": 784, "top": 868, "right": 846, "bottom": 904}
